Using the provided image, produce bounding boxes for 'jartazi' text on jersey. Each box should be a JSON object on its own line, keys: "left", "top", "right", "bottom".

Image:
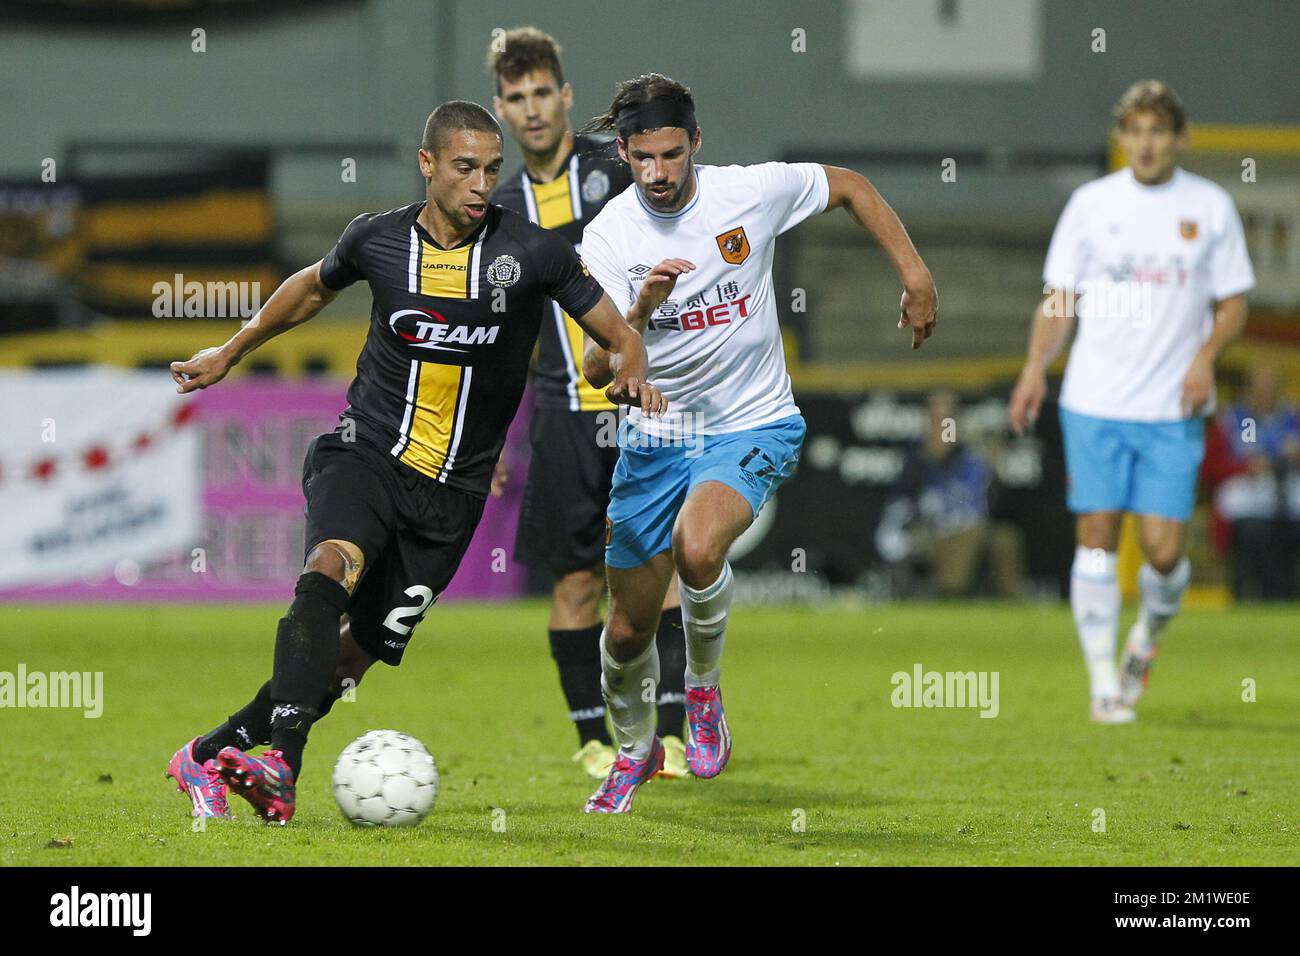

{"left": 319, "top": 202, "right": 603, "bottom": 495}
{"left": 581, "top": 162, "right": 829, "bottom": 437}
{"left": 493, "top": 134, "right": 632, "bottom": 412}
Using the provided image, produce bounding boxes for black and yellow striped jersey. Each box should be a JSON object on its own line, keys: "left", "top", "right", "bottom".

{"left": 491, "top": 134, "right": 632, "bottom": 412}
{"left": 318, "top": 201, "right": 604, "bottom": 497}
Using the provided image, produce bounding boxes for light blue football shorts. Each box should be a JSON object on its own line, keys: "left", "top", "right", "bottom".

{"left": 1059, "top": 406, "right": 1205, "bottom": 521}
{"left": 604, "top": 413, "right": 806, "bottom": 569}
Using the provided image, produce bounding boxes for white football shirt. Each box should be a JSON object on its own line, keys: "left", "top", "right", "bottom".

{"left": 581, "top": 162, "right": 829, "bottom": 437}
{"left": 1044, "top": 166, "right": 1255, "bottom": 422}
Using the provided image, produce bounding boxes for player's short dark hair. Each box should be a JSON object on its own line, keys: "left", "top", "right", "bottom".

{"left": 421, "top": 101, "right": 503, "bottom": 155}
{"left": 581, "top": 72, "right": 697, "bottom": 140}
{"left": 487, "top": 26, "right": 565, "bottom": 95}
{"left": 1113, "top": 80, "right": 1187, "bottom": 133}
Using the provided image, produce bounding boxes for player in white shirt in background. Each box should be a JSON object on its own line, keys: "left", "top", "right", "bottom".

{"left": 1009, "top": 81, "right": 1254, "bottom": 723}
{"left": 579, "top": 73, "right": 937, "bottom": 812}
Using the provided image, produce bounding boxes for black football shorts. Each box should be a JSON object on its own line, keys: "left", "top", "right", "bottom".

{"left": 513, "top": 406, "right": 622, "bottom": 576}
{"left": 302, "top": 432, "right": 484, "bottom": 665}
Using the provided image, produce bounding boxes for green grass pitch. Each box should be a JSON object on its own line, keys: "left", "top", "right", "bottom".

{"left": 1, "top": 600, "right": 1296, "bottom": 866}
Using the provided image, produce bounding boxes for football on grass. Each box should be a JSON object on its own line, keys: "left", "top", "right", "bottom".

{"left": 332, "top": 730, "right": 440, "bottom": 827}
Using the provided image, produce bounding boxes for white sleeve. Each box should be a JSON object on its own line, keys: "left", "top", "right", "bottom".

{"left": 578, "top": 222, "right": 632, "bottom": 316}
{"left": 755, "top": 162, "right": 830, "bottom": 235}
{"left": 1042, "top": 190, "right": 1088, "bottom": 291}
{"left": 1209, "top": 197, "right": 1255, "bottom": 300}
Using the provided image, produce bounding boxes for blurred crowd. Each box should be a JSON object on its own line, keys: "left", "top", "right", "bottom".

{"left": 1204, "top": 363, "right": 1300, "bottom": 601}
{"left": 876, "top": 369, "right": 1300, "bottom": 603}
{"left": 875, "top": 391, "right": 1025, "bottom": 599}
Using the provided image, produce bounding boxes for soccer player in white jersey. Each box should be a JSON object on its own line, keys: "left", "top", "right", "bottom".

{"left": 1009, "top": 81, "right": 1254, "bottom": 723}
{"left": 577, "top": 74, "right": 938, "bottom": 812}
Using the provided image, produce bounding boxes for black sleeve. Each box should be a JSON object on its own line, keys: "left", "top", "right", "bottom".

{"left": 537, "top": 227, "right": 605, "bottom": 319}
{"left": 319, "top": 214, "right": 371, "bottom": 290}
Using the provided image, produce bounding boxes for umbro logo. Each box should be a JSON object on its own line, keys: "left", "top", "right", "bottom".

{"left": 628, "top": 263, "right": 651, "bottom": 278}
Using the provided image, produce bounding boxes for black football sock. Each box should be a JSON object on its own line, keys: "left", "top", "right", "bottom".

{"left": 549, "top": 624, "right": 613, "bottom": 746}
{"left": 654, "top": 606, "right": 688, "bottom": 738}
{"left": 269, "top": 571, "right": 351, "bottom": 777}
{"left": 193, "top": 680, "right": 347, "bottom": 766}
{"left": 194, "top": 681, "right": 274, "bottom": 763}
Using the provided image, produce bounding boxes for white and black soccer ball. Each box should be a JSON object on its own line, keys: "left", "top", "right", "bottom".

{"left": 332, "top": 730, "right": 440, "bottom": 827}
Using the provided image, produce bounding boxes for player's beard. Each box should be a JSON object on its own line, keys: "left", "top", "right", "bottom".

{"left": 642, "top": 174, "right": 688, "bottom": 212}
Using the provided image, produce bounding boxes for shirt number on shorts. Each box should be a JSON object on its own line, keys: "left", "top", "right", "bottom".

{"left": 739, "top": 445, "right": 778, "bottom": 479}
{"left": 382, "top": 585, "right": 435, "bottom": 636}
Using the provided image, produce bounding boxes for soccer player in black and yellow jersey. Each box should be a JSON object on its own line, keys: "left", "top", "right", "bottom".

{"left": 163, "top": 101, "right": 664, "bottom": 824}
{"left": 487, "top": 28, "right": 689, "bottom": 782}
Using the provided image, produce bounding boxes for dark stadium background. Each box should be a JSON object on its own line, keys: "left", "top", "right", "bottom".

{"left": 1, "top": 0, "right": 1297, "bottom": 606}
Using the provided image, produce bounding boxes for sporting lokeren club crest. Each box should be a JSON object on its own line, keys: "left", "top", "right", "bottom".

{"left": 487, "top": 254, "right": 521, "bottom": 288}
{"left": 582, "top": 169, "right": 610, "bottom": 204}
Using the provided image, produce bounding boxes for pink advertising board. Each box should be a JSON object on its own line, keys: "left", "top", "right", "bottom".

{"left": 3, "top": 378, "right": 532, "bottom": 602}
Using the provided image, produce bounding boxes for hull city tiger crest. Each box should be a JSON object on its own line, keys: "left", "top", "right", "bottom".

{"left": 715, "top": 226, "right": 751, "bottom": 265}
{"left": 1179, "top": 219, "right": 1199, "bottom": 240}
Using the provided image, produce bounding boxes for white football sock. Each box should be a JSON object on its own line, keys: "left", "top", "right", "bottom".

{"left": 678, "top": 562, "right": 733, "bottom": 688}
{"left": 1071, "top": 546, "right": 1121, "bottom": 700}
{"left": 599, "top": 630, "right": 659, "bottom": 761}
{"left": 1135, "top": 557, "right": 1190, "bottom": 649}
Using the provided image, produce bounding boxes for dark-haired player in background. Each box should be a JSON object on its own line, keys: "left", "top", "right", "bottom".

{"left": 488, "top": 28, "right": 689, "bottom": 781}
{"left": 580, "top": 73, "right": 937, "bottom": 813}
{"left": 163, "top": 100, "right": 663, "bottom": 824}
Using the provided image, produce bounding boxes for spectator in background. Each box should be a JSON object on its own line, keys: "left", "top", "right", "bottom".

{"left": 1204, "top": 362, "right": 1300, "bottom": 600}
{"left": 876, "top": 392, "right": 1025, "bottom": 598}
